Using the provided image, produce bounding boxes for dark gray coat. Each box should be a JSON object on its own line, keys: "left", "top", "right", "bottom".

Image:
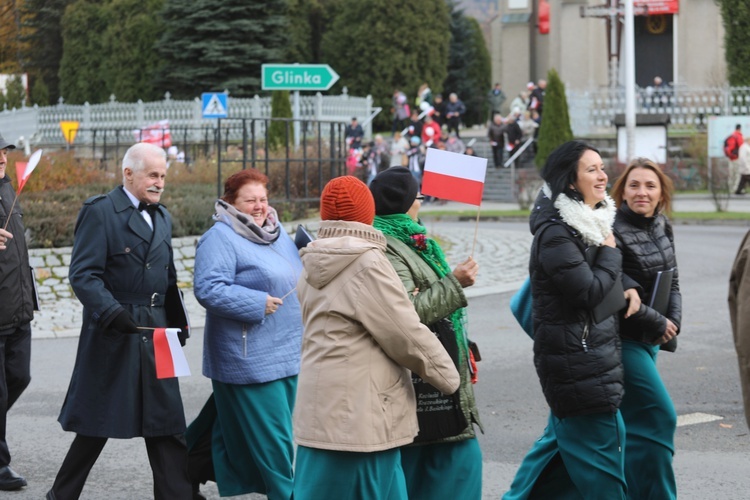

{"left": 58, "top": 186, "right": 186, "bottom": 438}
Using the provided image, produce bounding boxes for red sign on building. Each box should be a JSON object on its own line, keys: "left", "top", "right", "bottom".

{"left": 635, "top": 0, "right": 679, "bottom": 15}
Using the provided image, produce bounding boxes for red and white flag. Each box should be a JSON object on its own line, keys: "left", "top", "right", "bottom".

{"left": 134, "top": 119, "right": 172, "bottom": 148}
{"left": 14, "top": 149, "right": 42, "bottom": 194}
{"left": 153, "top": 328, "right": 191, "bottom": 379}
{"left": 421, "top": 149, "right": 487, "bottom": 206}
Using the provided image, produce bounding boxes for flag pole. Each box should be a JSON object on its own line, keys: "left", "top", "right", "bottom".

{"left": 470, "top": 205, "right": 482, "bottom": 257}
{"left": 2, "top": 196, "right": 19, "bottom": 231}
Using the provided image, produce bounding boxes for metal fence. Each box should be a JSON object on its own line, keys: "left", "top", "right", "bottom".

{"left": 51, "top": 117, "right": 349, "bottom": 203}
{"left": 0, "top": 91, "right": 375, "bottom": 148}
{"left": 566, "top": 86, "right": 750, "bottom": 137}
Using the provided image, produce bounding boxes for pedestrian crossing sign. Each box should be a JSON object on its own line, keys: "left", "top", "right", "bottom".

{"left": 202, "top": 92, "right": 228, "bottom": 118}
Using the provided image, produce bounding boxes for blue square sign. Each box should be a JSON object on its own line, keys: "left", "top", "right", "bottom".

{"left": 202, "top": 93, "right": 228, "bottom": 119}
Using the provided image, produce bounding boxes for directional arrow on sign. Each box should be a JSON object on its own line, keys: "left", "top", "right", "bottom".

{"left": 261, "top": 64, "right": 340, "bottom": 91}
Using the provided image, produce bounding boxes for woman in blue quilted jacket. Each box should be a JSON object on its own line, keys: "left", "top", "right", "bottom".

{"left": 187, "top": 169, "right": 303, "bottom": 500}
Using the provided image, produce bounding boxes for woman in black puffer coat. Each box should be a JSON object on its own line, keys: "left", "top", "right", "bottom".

{"left": 611, "top": 158, "right": 681, "bottom": 500}
{"left": 505, "top": 141, "right": 639, "bottom": 500}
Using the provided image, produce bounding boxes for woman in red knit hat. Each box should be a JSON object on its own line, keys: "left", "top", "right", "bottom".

{"left": 293, "top": 176, "right": 460, "bottom": 499}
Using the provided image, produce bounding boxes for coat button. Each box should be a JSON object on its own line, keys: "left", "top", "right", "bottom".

{"left": 142, "top": 336, "right": 148, "bottom": 343}
{"left": 125, "top": 247, "right": 131, "bottom": 253}
{"left": 146, "top": 263, "right": 151, "bottom": 269}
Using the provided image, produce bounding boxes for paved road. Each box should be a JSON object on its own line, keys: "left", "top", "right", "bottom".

{"left": 9, "top": 221, "right": 750, "bottom": 498}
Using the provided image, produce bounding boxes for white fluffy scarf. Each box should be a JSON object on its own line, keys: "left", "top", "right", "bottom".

{"left": 542, "top": 183, "right": 616, "bottom": 246}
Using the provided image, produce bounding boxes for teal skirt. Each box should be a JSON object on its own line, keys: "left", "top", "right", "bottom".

{"left": 186, "top": 376, "right": 297, "bottom": 499}
{"left": 503, "top": 411, "right": 626, "bottom": 500}
{"left": 401, "top": 438, "right": 482, "bottom": 500}
{"left": 620, "top": 340, "right": 677, "bottom": 500}
{"left": 293, "top": 446, "right": 407, "bottom": 500}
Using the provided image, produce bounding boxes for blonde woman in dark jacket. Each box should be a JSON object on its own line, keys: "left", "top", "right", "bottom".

{"left": 611, "top": 158, "right": 680, "bottom": 500}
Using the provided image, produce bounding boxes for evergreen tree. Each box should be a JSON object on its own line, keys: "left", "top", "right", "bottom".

{"left": 534, "top": 68, "right": 573, "bottom": 168}
{"left": 0, "top": 0, "right": 22, "bottom": 73}
{"left": 321, "top": 0, "right": 450, "bottom": 131}
{"left": 5, "top": 75, "right": 27, "bottom": 109}
{"left": 101, "top": 0, "right": 165, "bottom": 102}
{"left": 286, "top": 0, "right": 326, "bottom": 63}
{"left": 268, "top": 90, "right": 293, "bottom": 151}
{"left": 158, "top": 0, "right": 289, "bottom": 98}
{"left": 718, "top": 0, "right": 750, "bottom": 85}
{"left": 58, "top": 1, "right": 110, "bottom": 103}
{"left": 443, "top": 4, "right": 491, "bottom": 127}
{"left": 21, "top": 0, "right": 72, "bottom": 103}
{"left": 58, "top": 0, "right": 164, "bottom": 103}
{"left": 31, "top": 76, "right": 50, "bottom": 106}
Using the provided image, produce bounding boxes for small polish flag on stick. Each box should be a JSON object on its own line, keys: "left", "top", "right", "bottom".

{"left": 15, "top": 149, "right": 42, "bottom": 195}
{"left": 153, "top": 328, "right": 191, "bottom": 379}
{"left": 421, "top": 148, "right": 487, "bottom": 206}
{"left": 421, "top": 149, "right": 488, "bottom": 256}
{"left": 3, "top": 149, "right": 43, "bottom": 231}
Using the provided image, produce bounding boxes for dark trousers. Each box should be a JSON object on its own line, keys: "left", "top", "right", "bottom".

{"left": 492, "top": 145, "right": 504, "bottom": 168}
{"left": 48, "top": 433, "right": 192, "bottom": 500}
{"left": 736, "top": 174, "right": 750, "bottom": 194}
{"left": 0, "top": 323, "right": 31, "bottom": 467}
{"left": 447, "top": 117, "right": 461, "bottom": 137}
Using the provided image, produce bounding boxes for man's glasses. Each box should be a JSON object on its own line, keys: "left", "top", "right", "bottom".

{"left": 415, "top": 195, "right": 425, "bottom": 201}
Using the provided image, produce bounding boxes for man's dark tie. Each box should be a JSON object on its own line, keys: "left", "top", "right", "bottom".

{"left": 138, "top": 202, "right": 158, "bottom": 215}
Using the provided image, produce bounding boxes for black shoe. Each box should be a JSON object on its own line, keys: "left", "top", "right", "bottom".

{"left": 0, "top": 465, "right": 26, "bottom": 491}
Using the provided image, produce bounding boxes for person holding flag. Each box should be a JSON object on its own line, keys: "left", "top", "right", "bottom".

{"left": 46, "top": 142, "right": 193, "bottom": 500}
{"left": 0, "top": 133, "right": 33, "bottom": 491}
{"left": 370, "top": 167, "right": 483, "bottom": 499}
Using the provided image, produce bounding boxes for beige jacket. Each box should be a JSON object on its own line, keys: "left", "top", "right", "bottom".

{"left": 294, "top": 221, "right": 460, "bottom": 452}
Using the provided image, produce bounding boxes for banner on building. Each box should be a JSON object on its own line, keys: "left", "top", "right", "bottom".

{"left": 635, "top": 0, "right": 679, "bottom": 15}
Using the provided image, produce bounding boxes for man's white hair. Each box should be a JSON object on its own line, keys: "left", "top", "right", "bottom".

{"left": 122, "top": 142, "right": 167, "bottom": 175}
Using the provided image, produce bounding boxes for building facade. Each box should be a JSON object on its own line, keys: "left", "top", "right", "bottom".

{"left": 491, "top": 0, "right": 726, "bottom": 109}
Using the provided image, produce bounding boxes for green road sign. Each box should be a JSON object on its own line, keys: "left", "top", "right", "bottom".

{"left": 261, "top": 64, "right": 340, "bottom": 91}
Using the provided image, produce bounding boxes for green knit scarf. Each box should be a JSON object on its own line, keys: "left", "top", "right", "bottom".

{"left": 373, "top": 213, "right": 468, "bottom": 357}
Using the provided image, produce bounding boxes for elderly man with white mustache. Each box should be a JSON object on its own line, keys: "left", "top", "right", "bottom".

{"left": 46, "top": 142, "right": 193, "bottom": 500}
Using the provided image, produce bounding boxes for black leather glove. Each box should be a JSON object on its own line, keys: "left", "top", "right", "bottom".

{"left": 108, "top": 309, "right": 138, "bottom": 334}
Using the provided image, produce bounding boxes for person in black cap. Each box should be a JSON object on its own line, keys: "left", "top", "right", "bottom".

{"left": 370, "top": 167, "right": 483, "bottom": 500}
{"left": 0, "top": 132, "right": 33, "bottom": 491}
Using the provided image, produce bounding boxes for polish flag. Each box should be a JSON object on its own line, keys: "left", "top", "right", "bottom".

{"left": 15, "top": 149, "right": 43, "bottom": 194}
{"left": 134, "top": 119, "right": 172, "bottom": 148}
{"left": 153, "top": 328, "right": 191, "bottom": 379}
{"left": 421, "top": 149, "right": 487, "bottom": 206}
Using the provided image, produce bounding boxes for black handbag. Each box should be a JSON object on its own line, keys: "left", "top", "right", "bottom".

{"left": 411, "top": 318, "right": 468, "bottom": 443}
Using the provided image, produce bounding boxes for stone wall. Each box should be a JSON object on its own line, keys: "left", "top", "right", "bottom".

{"left": 29, "top": 236, "right": 200, "bottom": 303}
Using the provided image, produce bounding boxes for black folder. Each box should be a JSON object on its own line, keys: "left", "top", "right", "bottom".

{"left": 649, "top": 268, "right": 676, "bottom": 352}
{"left": 295, "top": 225, "right": 315, "bottom": 249}
{"left": 586, "top": 246, "right": 627, "bottom": 324}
